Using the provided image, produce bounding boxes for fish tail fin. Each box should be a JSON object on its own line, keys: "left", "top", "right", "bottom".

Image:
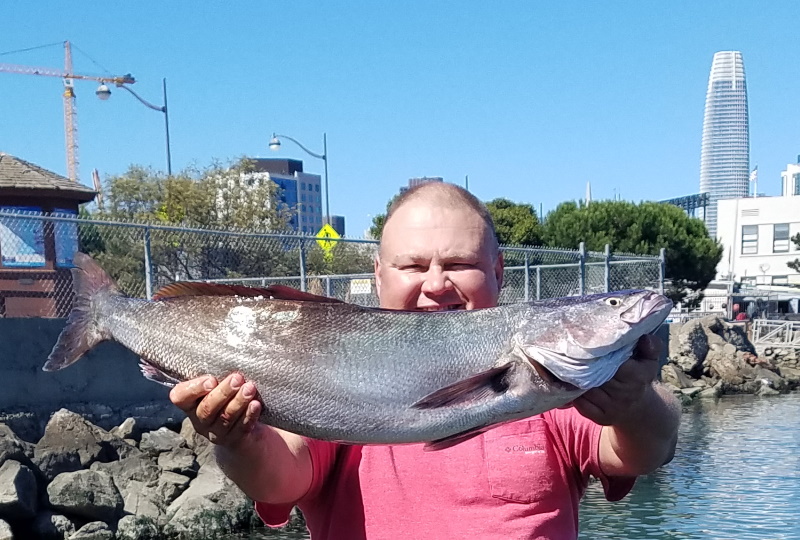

{"left": 43, "top": 253, "right": 119, "bottom": 371}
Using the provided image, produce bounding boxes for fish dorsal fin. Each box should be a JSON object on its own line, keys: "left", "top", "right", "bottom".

{"left": 152, "top": 282, "right": 342, "bottom": 303}
{"left": 411, "top": 363, "right": 513, "bottom": 410}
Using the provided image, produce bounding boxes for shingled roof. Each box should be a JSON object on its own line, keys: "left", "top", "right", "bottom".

{"left": 0, "top": 152, "right": 96, "bottom": 202}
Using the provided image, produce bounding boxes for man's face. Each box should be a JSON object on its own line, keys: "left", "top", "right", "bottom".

{"left": 375, "top": 201, "right": 503, "bottom": 311}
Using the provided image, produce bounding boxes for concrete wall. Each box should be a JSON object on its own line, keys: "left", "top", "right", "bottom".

{"left": 0, "top": 318, "right": 181, "bottom": 439}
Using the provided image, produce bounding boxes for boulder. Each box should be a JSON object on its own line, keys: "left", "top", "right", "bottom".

{"left": 116, "top": 514, "right": 160, "bottom": 540}
{"left": 68, "top": 521, "right": 114, "bottom": 540}
{"left": 0, "top": 423, "right": 33, "bottom": 466}
{"left": 661, "top": 364, "right": 695, "bottom": 389}
{"left": 157, "top": 447, "right": 198, "bottom": 478}
{"left": 698, "top": 381, "right": 724, "bottom": 399}
{"left": 120, "top": 480, "right": 163, "bottom": 522}
{"left": 111, "top": 417, "right": 145, "bottom": 443}
{"left": 0, "top": 460, "right": 38, "bottom": 519}
{"left": 90, "top": 454, "right": 160, "bottom": 492}
{"left": 30, "top": 510, "right": 77, "bottom": 540}
{"left": 47, "top": 470, "right": 123, "bottom": 523}
{"left": 753, "top": 367, "right": 788, "bottom": 393}
{"left": 33, "top": 409, "right": 130, "bottom": 481}
{"left": 139, "top": 428, "right": 186, "bottom": 456}
{"left": 671, "top": 319, "right": 708, "bottom": 374}
{"left": 155, "top": 472, "right": 191, "bottom": 506}
{"left": 0, "top": 519, "right": 11, "bottom": 540}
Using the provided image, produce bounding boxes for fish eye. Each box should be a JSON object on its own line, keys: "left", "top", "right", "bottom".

{"left": 605, "top": 297, "right": 622, "bottom": 307}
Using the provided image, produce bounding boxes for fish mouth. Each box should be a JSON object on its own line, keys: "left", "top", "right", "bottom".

{"left": 621, "top": 291, "right": 673, "bottom": 324}
{"left": 528, "top": 358, "right": 580, "bottom": 392}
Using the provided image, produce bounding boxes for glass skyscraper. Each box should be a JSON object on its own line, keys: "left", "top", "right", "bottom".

{"left": 699, "top": 51, "right": 750, "bottom": 238}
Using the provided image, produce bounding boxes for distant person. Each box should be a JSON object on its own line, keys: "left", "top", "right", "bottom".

{"left": 170, "top": 183, "right": 681, "bottom": 539}
{"left": 735, "top": 311, "right": 748, "bottom": 321}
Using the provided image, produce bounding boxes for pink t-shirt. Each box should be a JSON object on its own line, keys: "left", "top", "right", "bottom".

{"left": 256, "top": 408, "right": 635, "bottom": 540}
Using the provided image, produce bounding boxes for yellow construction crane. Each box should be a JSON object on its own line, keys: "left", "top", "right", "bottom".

{"left": 0, "top": 41, "right": 135, "bottom": 182}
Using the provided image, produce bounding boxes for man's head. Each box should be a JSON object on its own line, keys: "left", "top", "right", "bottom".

{"left": 374, "top": 182, "right": 503, "bottom": 311}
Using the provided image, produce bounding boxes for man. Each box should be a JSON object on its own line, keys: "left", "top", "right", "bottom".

{"left": 170, "top": 183, "right": 681, "bottom": 539}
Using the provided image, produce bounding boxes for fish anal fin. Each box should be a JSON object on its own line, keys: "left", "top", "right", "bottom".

{"left": 152, "top": 282, "right": 342, "bottom": 303}
{"left": 139, "top": 360, "right": 183, "bottom": 388}
{"left": 424, "top": 426, "right": 490, "bottom": 452}
{"left": 411, "top": 364, "right": 513, "bottom": 410}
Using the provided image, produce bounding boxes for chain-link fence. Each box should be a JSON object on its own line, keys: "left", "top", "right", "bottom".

{"left": 0, "top": 210, "right": 665, "bottom": 317}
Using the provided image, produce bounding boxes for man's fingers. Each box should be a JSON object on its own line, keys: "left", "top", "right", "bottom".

{"left": 195, "top": 373, "right": 245, "bottom": 426}
{"left": 169, "top": 376, "right": 217, "bottom": 412}
{"left": 211, "top": 381, "right": 258, "bottom": 434}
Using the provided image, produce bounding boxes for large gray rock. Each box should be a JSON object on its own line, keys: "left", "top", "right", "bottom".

{"left": 0, "top": 423, "right": 33, "bottom": 466}
{"left": 69, "top": 521, "right": 114, "bottom": 540}
{"left": 179, "top": 418, "right": 214, "bottom": 466}
{"left": 34, "top": 409, "right": 133, "bottom": 481}
{"left": 110, "top": 418, "right": 144, "bottom": 443}
{"left": 157, "top": 447, "right": 198, "bottom": 478}
{"left": 0, "top": 460, "right": 38, "bottom": 519}
{"left": 120, "top": 480, "right": 163, "bottom": 522}
{"left": 165, "top": 462, "right": 253, "bottom": 537}
{"left": 116, "top": 514, "right": 160, "bottom": 540}
{"left": 672, "top": 319, "right": 709, "bottom": 374}
{"left": 661, "top": 364, "right": 695, "bottom": 389}
{"left": 90, "top": 454, "right": 160, "bottom": 492}
{"left": 139, "top": 428, "right": 186, "bottom": 456}
{"left": 31, "top": 510, "right": 77, "bottom": 540}
{"left": 156, "top": 472, "right": 191, "bottom": 506}
{"left": 706, "top": 317, "right": 755, "bottom": 354}
{"left": 47, "top": 470, "right": 123, "bottom": 523}
{"left": 0, "top": 519, "right": 12, "bottom": 540}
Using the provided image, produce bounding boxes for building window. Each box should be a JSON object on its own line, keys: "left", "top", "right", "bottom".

{"left": 794, "top": 174, "right": 800, "bottom": 196}
{"left": 772, "top": 276, "right": 789, "bottom": 285}
{"left": 315, "top": 184, "right": 320, "bottom": 192}
{"left": 740, "top": 276, "right": 756, "bottom": 287}
{"left": 741, "top": 225, "right": 758, "bottom": 255}
{"left": 301, "top": 183, "right": 306, "bottom": 190}
{"left": 773, "top": 224, "right": 790, "bottom": 253}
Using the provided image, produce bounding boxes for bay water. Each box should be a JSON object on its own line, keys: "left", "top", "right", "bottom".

{"left": 225, "top": 393, "right": 800, "bottom": 540}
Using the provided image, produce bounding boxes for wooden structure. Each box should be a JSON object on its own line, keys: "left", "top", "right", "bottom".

{"left": 0, "top": 153, "right": 95, "bottom": 317}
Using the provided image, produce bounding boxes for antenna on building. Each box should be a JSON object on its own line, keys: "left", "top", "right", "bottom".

{"left": 585, "top": 181, "right": 592, "bottom": 206}
{"left": 465, "top": 175, "right": 469, "bottom": 191}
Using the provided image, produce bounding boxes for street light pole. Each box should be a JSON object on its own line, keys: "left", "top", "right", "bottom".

{"left": 269, "top": 132, "right": 329, "bottom": 224}
{"left": 97, "top": 77, "right": 172, "bottom": 176}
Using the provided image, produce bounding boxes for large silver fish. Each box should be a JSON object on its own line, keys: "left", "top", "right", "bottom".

{"left": 45, "top": 253, "right": 672, "bottom": 450}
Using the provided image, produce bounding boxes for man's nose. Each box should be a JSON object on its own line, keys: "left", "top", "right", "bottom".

{"left": 421, "top": 266, "right": 452, "bottom": 295}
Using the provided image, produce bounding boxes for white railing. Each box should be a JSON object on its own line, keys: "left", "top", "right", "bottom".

{"left": 752, "top": 319, "right": 800, "bottom": 349}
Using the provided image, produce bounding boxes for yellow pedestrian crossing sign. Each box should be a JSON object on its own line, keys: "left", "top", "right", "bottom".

{"left": 315, "top": 223, "right": 340, "bottom": 256}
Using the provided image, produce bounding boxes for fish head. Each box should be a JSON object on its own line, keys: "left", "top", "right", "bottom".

{"left": 517, "top": 290, "right": 673, "bottom": 390}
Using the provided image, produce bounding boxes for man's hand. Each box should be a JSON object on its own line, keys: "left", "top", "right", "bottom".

{"left": 169, "top": 373, "right": 262, "bottom": 447}
{"left": 571, "top": 335, "right": 662, "bottom": 426}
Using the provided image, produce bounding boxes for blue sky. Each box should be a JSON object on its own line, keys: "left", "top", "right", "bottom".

{"left": 2, "top": 1, "right": 799, "bottom": 237}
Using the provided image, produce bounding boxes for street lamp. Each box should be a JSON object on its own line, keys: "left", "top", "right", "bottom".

{"left": 269, "top": 132, "right": 329, "bottom": 225}
{"left": 95, "top": 78, "right": 172, "bottom": 176}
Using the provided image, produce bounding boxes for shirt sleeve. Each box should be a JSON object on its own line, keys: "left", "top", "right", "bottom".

{"left": 254, "top": 437, "right": 340, "bottom": 527}
{"left": 545, "top": 408, "right": 636, "bottom": 502}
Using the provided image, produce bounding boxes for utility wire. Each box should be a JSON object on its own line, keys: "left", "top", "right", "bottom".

{"left": 0, "top": 41, "right": 63, "bottom": 57}
{"left": 71, "top": 42, "right": 115, "bottom": 76}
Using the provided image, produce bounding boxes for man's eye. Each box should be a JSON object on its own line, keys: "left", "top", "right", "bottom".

{"left": 447, "top": 263, "right": 475, "bottom": 270}
{"left": 401, "top": 264, "right": 425, "bottom": 271}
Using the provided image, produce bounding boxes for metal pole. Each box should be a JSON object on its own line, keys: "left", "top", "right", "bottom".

{"left": 299, "top": 241, "right": 307, "bottom": 292}
{"left": 325, "top": 275, "right": 332, "bottom": 297}
{"left": 523, "top": 253, "right": 530, "bottom": 302}
{"left": 659, "top": 247, "right": 666, "bottom": 295}
{"left": 536, "top": 266, "right": 541, "bottom": 300}
{"left": 143, "top": 227, "right": 153, "bottom": 299}
{"left": 162, "top": 78, "right": 172, "bottom": 176}
{"left": 604, "top": 244, "right": 611, "bottom": 293}
{"left": 578, "top": 242, "right": 586, "bottom": 296}
{"left": 323, "top": 133, "right": 330, "bottom": 225}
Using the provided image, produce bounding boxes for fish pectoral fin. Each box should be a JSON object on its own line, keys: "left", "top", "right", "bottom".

{"left": 423, "top": 425, "right": 491, "bottom": 452}
{"left": 139, "top": 361, "right": 182, "bottom": 387}
{"left": 152, "top": 282, "right": 343, "bottom": 303}
{"left": 411, "top": 364, "right": 513, "bottom": 410}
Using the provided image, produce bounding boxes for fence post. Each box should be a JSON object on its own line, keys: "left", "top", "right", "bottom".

{"left": 578, "top": 242, "right": 586, "bottom": 296}
{"left": 524, "top": 253, "right": 530, "bottom": 302}
{"left": 604, "top": 244, "right": 611, "bottom": 293}
{"left": 299, "top": 240, "right": 307, "bottom": 292}
{"left": 659, "top": 248, "right": 666, "bottom": 295}
{"left": 536, "top": 266, "right": 541, "bottom": 300}
{"left": 143, "top": 226, "right": 153, "bottom": 299}
{"left": 325, "top": 275, "right": 332, "bottom": 297}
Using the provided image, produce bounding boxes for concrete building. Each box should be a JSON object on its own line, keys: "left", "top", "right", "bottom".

{"left": 781, "top": 160, "right": 800, "bottom": 197}
{"left": 399, "top": 176, "right": 443, "bottom": 193}
{"left": 699, "top": 51, "right": 750, "bottom": 238}
{"left": 249, "top": 158, "right": 324, "bottom": 234}
{"left": 716, "top": 195, "right": 800, "bottom": 287}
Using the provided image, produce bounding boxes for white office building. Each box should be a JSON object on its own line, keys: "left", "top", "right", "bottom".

{"left": 781, "top": 161, "right": 800, "bottom": 197}
{"left": 716, "top": 195, "right": 800, "bottom": 287}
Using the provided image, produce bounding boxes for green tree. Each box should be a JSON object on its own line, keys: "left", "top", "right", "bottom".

{"left": 485, "top": 198, "right": 543, "bottom": 246}
{"left": 788, "top": 233, "right": 800, "bottom": 273}
{"left": 543, "top": 200, "right": 723, "bottom": 306}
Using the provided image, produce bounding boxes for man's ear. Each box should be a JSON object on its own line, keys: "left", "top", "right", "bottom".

{"left": 374, "top": 254, "right": 383, "bottom": 299}
{"left": 495, "top": 251, "right": 504, "bottom": 293}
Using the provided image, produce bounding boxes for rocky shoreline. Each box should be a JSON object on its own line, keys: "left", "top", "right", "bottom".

{"left": 662, "top": 316, "right": 800, "bottom": 401}
{"left": 1, "top": 316, "right": 797, "bottom": 539}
